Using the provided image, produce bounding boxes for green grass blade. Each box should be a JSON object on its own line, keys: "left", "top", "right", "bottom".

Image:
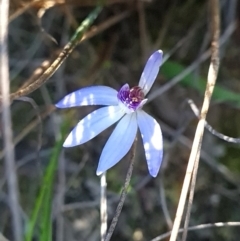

{"left": 24, "top": 120, "right": 70, "bottom": 241}
{"left": 161, "top": 61, "right": 240, "bottom": 107}
{"left": 40, "top": 186, "right": 52, "bottom": 241}
{"left": 39, "top": 133, "right": 67, "bottom": 241}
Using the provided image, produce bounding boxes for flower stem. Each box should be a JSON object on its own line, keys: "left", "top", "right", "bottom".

{"left": 104, "top": 138, "right": 137, "bottom": 241}
{"left": 100, "top": 172, "right": 107, "bottom": 241}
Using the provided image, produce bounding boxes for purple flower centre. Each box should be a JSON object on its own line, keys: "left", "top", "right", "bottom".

{"left": 118, "top": 85, "right": 145, "bottom": 111}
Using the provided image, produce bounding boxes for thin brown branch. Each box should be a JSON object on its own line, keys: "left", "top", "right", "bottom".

{"left": 7, "top": 6, "right": 103, "bottom": 101}
{"left": 9, "top": 0, "right": 132, "bottom": 22}
{"left": 6, "top": 10, "right": 131, "bottom": 102}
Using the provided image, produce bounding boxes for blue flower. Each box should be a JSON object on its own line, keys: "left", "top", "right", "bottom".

{"left": 56, "top": 50, "right": 163, "bottom": 177}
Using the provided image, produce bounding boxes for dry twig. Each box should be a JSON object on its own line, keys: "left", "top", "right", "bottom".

{"left": 169, "top": 0, "right": 220, "bottom": 240}
{"left": 188, "top": 99, "right": 240, "bottom": 143}
{"left": 151, "top": 222, "right": 240, "bottom": 241}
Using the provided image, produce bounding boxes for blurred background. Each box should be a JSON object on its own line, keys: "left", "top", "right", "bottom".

{"left": 1, "top": 0, "right": 240, "bottom": 240}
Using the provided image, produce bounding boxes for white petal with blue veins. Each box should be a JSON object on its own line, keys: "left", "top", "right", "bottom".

{"left": 97, "top": 113, "right": 138, "bottom": 175}
{"left": 138, "top": 50, "right": 163, "bottom": 95}
{"left": 63, "top": 106, "right": 124, "bottom": 147}
{"left": 137, "top": 110, "right": 163, "bottom": 177}
{"left": 56, "top": 86, "right": 118, "bottom": 108}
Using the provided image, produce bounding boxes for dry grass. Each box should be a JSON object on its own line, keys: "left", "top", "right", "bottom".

{"left": 1, "top": 0, "right": 240, "bottom": 240}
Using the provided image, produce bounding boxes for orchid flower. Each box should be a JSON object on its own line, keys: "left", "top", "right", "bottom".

{"left": 56, "top": 50, "right": 163, "bottom": 177}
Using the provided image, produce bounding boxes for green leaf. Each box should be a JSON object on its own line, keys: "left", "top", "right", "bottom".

{"left": 161, "top": 61, "right": 240, "bottom": 107}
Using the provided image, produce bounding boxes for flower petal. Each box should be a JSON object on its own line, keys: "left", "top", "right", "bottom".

{"left": 56, "top": 86, "right": 118, "bottom": 108}
{"left": 138, "top": 50, "right": 163, "bottom": 95}
{"left": 97, "top": 113, "right": 138, "bottom": 175}
{"left": 137, "top": 110, "right": 163, "bottom": 177}
{"left": 63, "top": 106, "right": 124, "bottom": 147}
